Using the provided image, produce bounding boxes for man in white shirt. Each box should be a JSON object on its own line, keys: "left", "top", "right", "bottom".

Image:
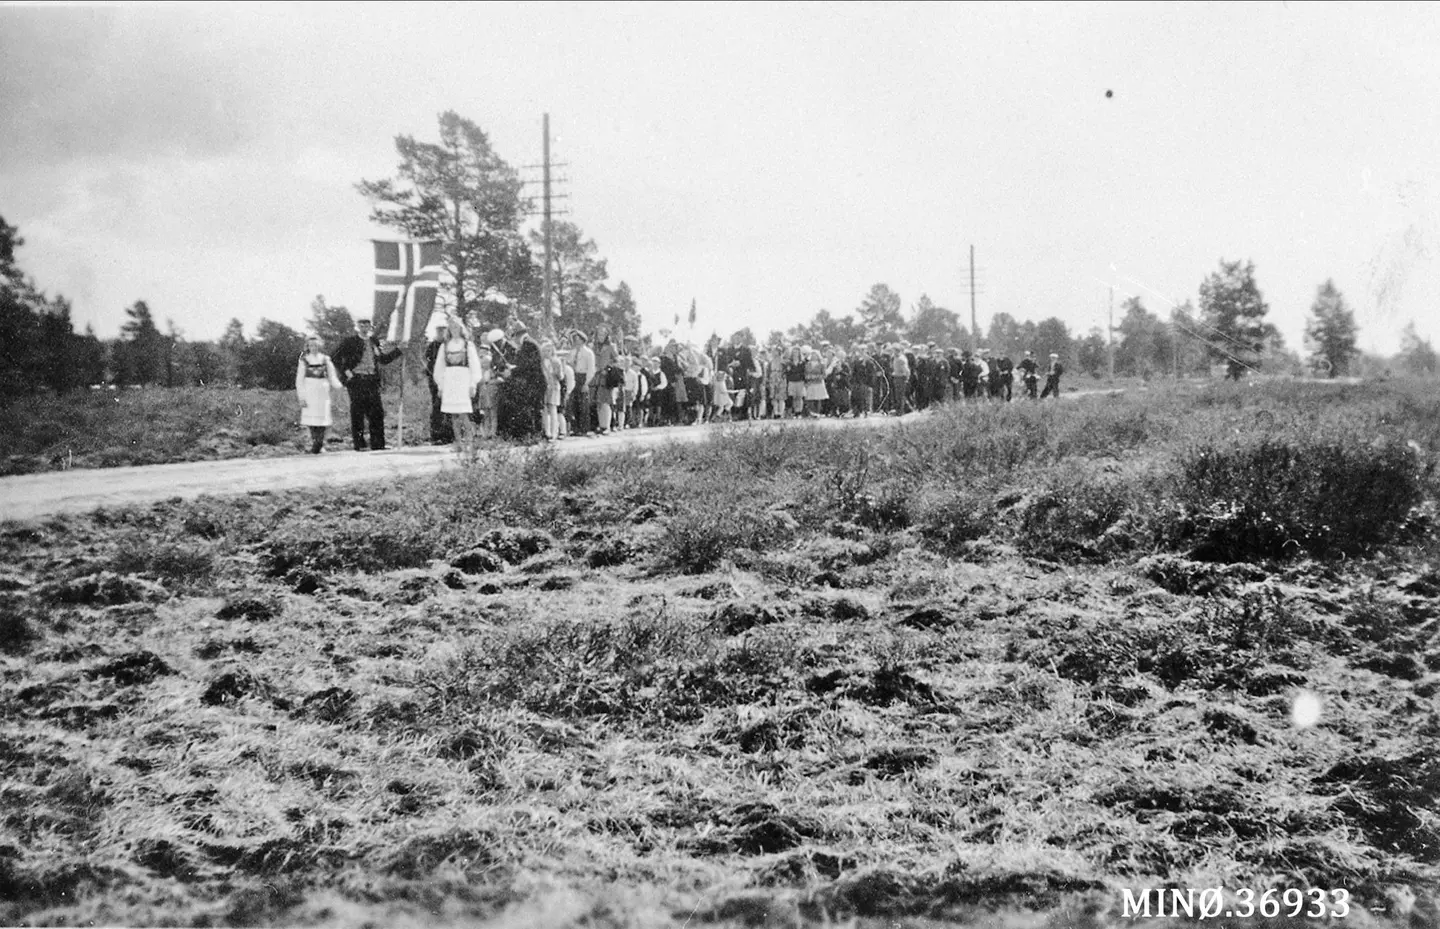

{"left": 571, "top": 333, "right": 596, "bottom": 436}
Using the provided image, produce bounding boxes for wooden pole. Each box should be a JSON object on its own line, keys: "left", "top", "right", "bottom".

{"left": 969, "top": 244, "right": 977, "bottom": 340}
{"left": 1107, "top": 285, "right": 1115, "bottom": 382}
{"left": 396, "top": 351, "right": 406, "bottom": 448}
{"left": 542, "top": 114, "right": 554, "bottom": 335}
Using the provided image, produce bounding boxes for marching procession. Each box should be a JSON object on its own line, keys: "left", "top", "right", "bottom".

{"left": 300, "top": 310, "right": 1069, "bottom": 452}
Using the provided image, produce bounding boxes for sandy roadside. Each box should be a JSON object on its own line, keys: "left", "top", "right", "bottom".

{"left": 0, "top": 412, "right": 923, "bottom": 523}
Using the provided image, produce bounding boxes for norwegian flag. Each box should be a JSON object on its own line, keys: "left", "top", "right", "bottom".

{"left": 372, "top": 239, "right": 442, "bottom": 343}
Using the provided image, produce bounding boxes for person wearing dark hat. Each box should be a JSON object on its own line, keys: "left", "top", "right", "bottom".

{"left": 960, "top": 349, "right": 983, "bottom": 400}
{"left": 1017, "top": 350, "right": 1040, "bottom": 399}
{"left": 991, "top": 349, "right": 1014, "bottom": 402}
{"left": 1040, "top": 352, "right": 1064, "bottom": 399}
{"left": 332, "top": 318, "right": 401, "bottom": 451}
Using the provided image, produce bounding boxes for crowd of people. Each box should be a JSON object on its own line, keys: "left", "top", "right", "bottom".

{"left": 295, "top": 313, "right": 1068, "bottom": 452}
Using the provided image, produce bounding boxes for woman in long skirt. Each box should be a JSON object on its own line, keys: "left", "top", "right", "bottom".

{"left": 296, "top": 336, "right": 342, "bottom": 453}
{"left": 803, "top": 348, "right": 829, "bottom": 417}
{"left": 432, "top": 315, "right": 483, "bottom": 451}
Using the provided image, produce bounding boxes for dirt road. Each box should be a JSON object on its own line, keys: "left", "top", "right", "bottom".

{"left": 0, "top": 413, "right": 916, "bottom": 522}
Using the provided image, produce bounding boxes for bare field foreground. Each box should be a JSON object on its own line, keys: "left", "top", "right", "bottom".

{"left": 2, "top": 380, "right": 1440, "bottom": 928}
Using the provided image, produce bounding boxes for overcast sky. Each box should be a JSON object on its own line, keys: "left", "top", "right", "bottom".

{"left": 3, "top": 2, "right": 1438, "bottom": 354}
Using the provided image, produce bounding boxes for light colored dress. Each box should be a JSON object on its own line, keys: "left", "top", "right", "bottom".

{"left": 542, "top": 356, "right": 563, "bottom": 407}
{"left": 296, "top": 352, "right": 342, "bottom": 426}
{"left": 433, "top": 338, "right": 482, "bottom": 414}
{"left": 712, "top": 370, "right": 732, "bottom": 410}
{"left": 803, "top": 358, "right": 830, "bottom": 402}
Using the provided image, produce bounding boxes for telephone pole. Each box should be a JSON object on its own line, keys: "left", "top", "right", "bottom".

{"left": 521, "top": 115, "right": 569, "bottom": 334}
{"left": 969, "top": 244, "right": 977, "bottom": 339}
{"left": 1107, "top": 285, "right": 1115, "bottom": 381}
{"left": 542, "top": 114, "right": 554, "bottom": 335}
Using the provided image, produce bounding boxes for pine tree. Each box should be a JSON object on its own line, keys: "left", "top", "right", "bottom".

{"left": 1303, "top": 280, "right": 1359, "bottom": 377}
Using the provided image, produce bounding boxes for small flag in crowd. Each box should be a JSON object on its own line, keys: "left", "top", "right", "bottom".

{"left": 372, "top": 239, "right": 442, "bottom": 342}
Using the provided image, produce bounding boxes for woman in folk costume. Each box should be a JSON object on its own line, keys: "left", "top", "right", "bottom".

{"left": 432, "top": 314, "right": 483, "bottom": 451}
{"left": 295, "top": 335, "right": 343, "bottom": 453}
{"left": 803, "top": 348, "right": 830, "bottom": 417}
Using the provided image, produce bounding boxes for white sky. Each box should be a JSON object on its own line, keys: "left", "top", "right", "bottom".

{"left": 3, "top": 1, "right": 1439, "bottom": 354}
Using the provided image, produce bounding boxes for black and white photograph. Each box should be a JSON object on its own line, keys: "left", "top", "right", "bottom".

{"left": 2, "top": 2, "right": 1439, "bottom": 926}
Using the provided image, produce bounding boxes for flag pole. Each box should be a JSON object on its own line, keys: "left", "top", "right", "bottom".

{"left": 397, "top": 353, "right": 406, "bottom": 449}
{"left": 393, "top": 279, "right": 411, "bottom": 450}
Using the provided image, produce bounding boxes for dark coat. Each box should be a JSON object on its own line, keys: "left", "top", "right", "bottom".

{"left": 333, "top": 333, "right": 401, "bottom": 384}
{"left": 497, "top": 339, "right": 545, "bottom": 440}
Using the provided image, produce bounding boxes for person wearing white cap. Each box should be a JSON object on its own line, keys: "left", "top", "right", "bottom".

{"left": 1040, "top": 352, "right": 1064, "bottom": 399}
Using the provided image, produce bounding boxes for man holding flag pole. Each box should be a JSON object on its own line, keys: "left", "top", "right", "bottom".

{"left": 345, "top": 238, "right": 443, "bottom": 449}
{"left": 332, "top": 316, "right": 401, "bottom": 452}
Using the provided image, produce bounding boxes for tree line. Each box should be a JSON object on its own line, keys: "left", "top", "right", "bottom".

{"left": 3, "top": 108, "right": 1437, "bottom": 398}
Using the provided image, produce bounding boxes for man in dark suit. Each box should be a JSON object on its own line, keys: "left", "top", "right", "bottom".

{"left": 332, "top": 319, "right": 401, "bottom": 450}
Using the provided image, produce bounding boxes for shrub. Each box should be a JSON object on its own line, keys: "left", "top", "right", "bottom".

{"left": 1165, "top": 434, "right": 1425, "bottom": 561}
{"left": 110, "top": 534, "right": 217, "bottom": 587}
{"left": 426, "top": 612, "right": 805, "bottom": 723}
{"left": 1012, "top": 467, "right": 1146, "bottom": 563}
{"left": 660, "top": 500, "right": 797, "bottom": 574}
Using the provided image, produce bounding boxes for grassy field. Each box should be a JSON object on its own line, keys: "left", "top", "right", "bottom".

{"left": 2, "top": 378, "right": 1439, "bottom": 927}
{"left": 0, "top": 381, "right": 438, "bottom": 475}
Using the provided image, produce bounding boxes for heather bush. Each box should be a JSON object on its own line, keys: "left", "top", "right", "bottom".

{"left": 1163, "top": 432, "right": 1425, "bottom": 561}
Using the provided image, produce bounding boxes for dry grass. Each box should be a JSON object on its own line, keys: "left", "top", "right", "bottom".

{"left": 1, "top": 378, "right": 1438, "bottom": 926}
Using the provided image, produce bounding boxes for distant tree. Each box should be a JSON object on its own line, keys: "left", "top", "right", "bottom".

{"left": 1169, "top": 301, "right": 1210, "bottom": 376}
{"left": 1034, "top": 317, "right": 1075, "bottom": 367}
{"left": 216, "top": 318, "right": 247, "bottom": 385}
{"left": 984, "top": 312, "right": 1023, "bottom": 354}
{"left": 192, "top": 341, "right": 228, "bottom": 387}
{"left": 1398, "top": 322, "right": 1438, "bottom": 376}
{"left": 1077, "top": 328, "right": 1108, "bottom": 378}
{"left": 116, "top": 300, "right": 166, "bottom": 386}
{"left": 0, "top": 216, "right": 93, "bottom": 395}
{"left": 909, "top": 294, "right": 965, "bottom": 347}
{"left": 538, "top": 220, "right": 612, "bottom": 335}
{"left": 164, "top": 319, "right": 204, "bottom": 388}
{"left": 1303, "top": 280, "right": 1359, "bottom": 377}
{"left": 245, "top": 319, "right": 306, "bottom": 390}
{"left": 857, "top": 284, "right": 905, "bottom": 343}
{"left": 74, "top": 323, "right": 106, "bottom": 387}
{"left": 0, "top": 216, "right": 21, "bottom": 284}
{"left": 1198, "top": 259, "right": 1277, "bottom": 375}
{"left": 1115, "top": 296, "right": 1166, "bottom": 378}
{"left": 357, "top": 110, "right": 538, "bottom": 334}
{"left": 0, "top": 284, "right": 41, "bottom": 396}
{"left": 307, "top": 295, "right": 356, "bottom": 351}
{"left": 1015, "top": 319, "right": 1039, "bottom": 355}
{"left": 728, "top": 326, "right": 758, "bottom": 347}
{"left": 603, "top": 281, "right": 642, "bottom": 340}
{"left": 788, "top": 309, "right": 865, "bottom": 348}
